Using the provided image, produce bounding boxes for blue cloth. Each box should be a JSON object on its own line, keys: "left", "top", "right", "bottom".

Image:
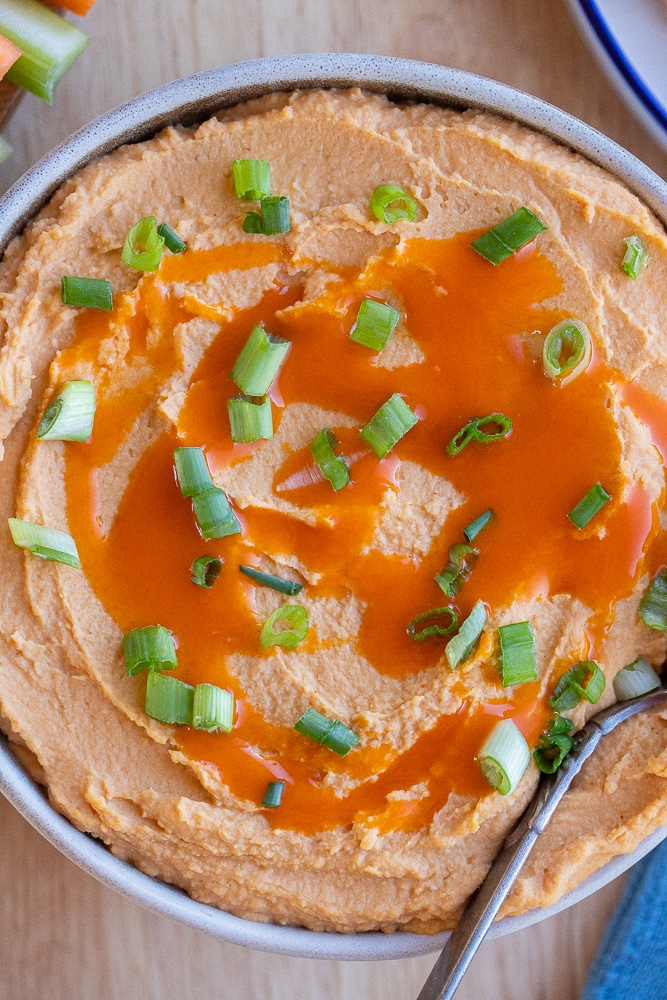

{"left": 581, "top": 836, "right": 667, "bottom": 1000}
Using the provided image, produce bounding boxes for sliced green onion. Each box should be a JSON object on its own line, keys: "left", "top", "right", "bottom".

{"left": 37, "top": 380, "right": 95, "bottom": 442}
{"left": 192, "top": 488, "right": 241, "bottom": 540}
{"left": 324, "top": 720, "right": 361, "bottom": 756}
{"left": 435, "top": 543, "right": 478, "bottom": 599}
{"left": 122, "top": 625, "right": 177, "bottom": 676}
{"left": 567, "top": 482, "right": 611, "bottom": 530}
{"left": 8, "top": 517, "right": 80, "bottom": 568}
{"left": 350, "top": 298, "right": 400, "bottom": 352}
{"left": 61, "top": 276, "right": 113, "bottom": 311}
{"left": 261, "top": 780, "right": 285, "bottom": 808}
{"left": 242, "top": 212, "right": 262, "bottom": 233}
{"left": 549, "top": 660, "right": 606, "bottom": 712}
{"left": 498, "top": 621, "right": 537, "bottom": 686}
{"left": 260, "top": 604, "right": 309, "bottom": 650}
{"left": 445, "top": 600, "right": 487, "bottom": 669}
{"left": 157, "top": 223, "right": 187, "bottom": 254}
{"left": 294, "top": 707, "right": 360, "bottom": 756}
{"left": 360, "top": 393, "right": 419, "bottom": 459}
{"left": 231, "top": 324, "right": 290, "bottom": 397}
{"left": 243, "top": 196, "right": 290, "bottom": 235}
{"left": 174, "top": 447, "right": 213, "bottom": 497}
{"left": 613, "top": 656, "right": 662, "bottom": 701}
{"left": 543, "top": 319, "right": 592, "bottom": 386}
{"left": 479, "top": 719, "right": 530, "bottom": 795}
{"left": 1, "top": 0, "right": 88, "bottom": 103}
{"left": 310, "top": 428, "right": 350, "bottom": 492}
{"left": 533, "top": 716, "right": 575, "bottom": 774}
{"left": 463, "top": 509, "right": 494, "bottom": 544}
{"left": 294, "top": 707, "right": 333, "bottom": 743}
{"left": 121, "top": 215, "right": 164, "bottom": 271}
{"left": 471, "top": 206, "right": 547, "bottom": 265}
{"left": 190, "top": 555, "right": 222, "bottom": 589}
{"left": 640, "top": 570, "right": 667, "bottom": 631}
{"left": 228, "top": 395, "right": 273, "bottom": 443}
{"left": 145, "top": 671, "right": 193, "bottom": 725}
{"left": 622, "top": 234, "right": 648, "bottom": 279}
{"left": 406, "top": 606, "right": 458, "bottom": 641}
{"left": 446, "top": 414, "right": 512, "bottom": 455}
{"left": 369, "top": 184, "right": 418, "bottom": 224}
{"left": 239, "top": 565, "right": 303, "bottom": 596}
{"left": 192, "top": 683, "right": 234, "bottom": 732}
{"left": 232, "top": 159, "right": 271, "bottom": 200}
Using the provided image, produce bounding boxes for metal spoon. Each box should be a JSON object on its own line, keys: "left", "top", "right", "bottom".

{"left": 416, "top": 687, "right": 667, "bottom": 1000}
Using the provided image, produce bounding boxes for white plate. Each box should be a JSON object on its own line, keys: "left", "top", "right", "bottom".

{"left": 565, "top": 0, "right": 667, "bottom": 156}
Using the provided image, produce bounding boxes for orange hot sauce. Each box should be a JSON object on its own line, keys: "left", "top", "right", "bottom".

{"left": 63, "top": 230, "right": 662, "bottom": 836}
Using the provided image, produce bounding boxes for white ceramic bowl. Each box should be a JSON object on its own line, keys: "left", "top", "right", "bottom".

{"left": 1, "top": 53, "right": 667, "bottom": 961}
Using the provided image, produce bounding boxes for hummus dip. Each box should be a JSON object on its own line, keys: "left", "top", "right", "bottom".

{"left": 2, "top": 89, "right": 667, "bottom": 934}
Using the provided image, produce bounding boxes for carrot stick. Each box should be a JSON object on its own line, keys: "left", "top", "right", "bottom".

{"left": 57, "top": 0, "right": 97, "bottom": 14}
{"left": 0, "top": 33, "right": 22, "bottom": 79}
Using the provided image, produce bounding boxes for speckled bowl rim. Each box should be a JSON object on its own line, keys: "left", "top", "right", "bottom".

{"left": 1, "top": 53, "right": 667, "bottom": 962}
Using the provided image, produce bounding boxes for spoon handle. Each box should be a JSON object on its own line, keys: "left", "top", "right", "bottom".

{"left": 416, "top": 689, "right": 667, "bottom": 1000}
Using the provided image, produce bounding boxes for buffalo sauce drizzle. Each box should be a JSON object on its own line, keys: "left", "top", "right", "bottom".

{"left": 61, "top": 232, "right": 661, "bottom": 835}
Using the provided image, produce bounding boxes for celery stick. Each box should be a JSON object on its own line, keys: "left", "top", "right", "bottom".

{"left": 1, "top": 0, "right": 88, "bottom": 103}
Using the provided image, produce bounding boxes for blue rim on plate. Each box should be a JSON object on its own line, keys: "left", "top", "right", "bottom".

{"left": 566, "top": 0, "right": 667, "bottom": 155}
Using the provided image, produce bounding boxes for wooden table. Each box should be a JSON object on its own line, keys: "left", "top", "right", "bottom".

{"left": 1, "top": 2, "right": 665, "bottom": 998}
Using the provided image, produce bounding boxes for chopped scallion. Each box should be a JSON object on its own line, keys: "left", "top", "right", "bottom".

{"left": 122, "top": 625, "right": 177, "bottom": 676}
{"left": 190, "top": 556, "right": 222, "bottom": 589}
{"left": 350, "top": 298, "right": 400, "bottom": 352}
{"left": 228, "top": 394, "right": 273, "bottom": 443}
{"left": 37, "top": 380, "right": 95, "bottom": 442}
{"left": 463, "top": 509, "right": 494, "bottom": 544}
{"left": 479, "top": 719, "right": 530, "bottom": 795}
{"left": 498, "top": 621, "right": 537, "bottom": 686}
{"left": 360, "top": 393, "right": 418, "bottom": 459}
{"left": 446, "top": 414, "right": 512, "bottom": 456}
{"left": 445, "top": 600, "right": 487, "bottom": 669}
{"left": 8, "top": 517, "right": 80, "bottom": 568}
{"left": 243, "top": 196, "right": 290, "bottom": 235}
{"left": 232, "top": 159, "right": 271, "bottom": 200}
{"left": 157, "top": 223, "right": 186, "bottom": 254}
{"left": 2, "top": 0, "right": 88, "bottom": 103}
{"left": 121, "top": 215, "right": 164, "bottom": 271}
{"left": 145, "top": 671, "right": 193, "bottom": 725}
{"left": 261, "top": 780, "right": 285, "bottom": 808}
{"left": 260, "top": 604, "right": 309, "bottom": 650}
{"left": 239, "top": 564, "right": 303, "bottom": 596}
{"left": 622, "top": 234, "right": 648, "bottom": 279}
{"left": 192, "top": 683, "right": 234, "bottom": 732}
{"left": 435, "top": 543, "right": 478, "bottom": 598}
{"left": 533, "top": 716, "right": 575, "bottom": 774}
{"left": 231, "top": 324, "right": 290, "bottom": 396}
{"left": 549, "top": 661, "right": 605, "bottom": 712}
{"left": 639, "top": 570, "right": 667, "bottom": 631}
{"left": 174, "top": 447, "right": 213, "bottom": 497}
{"left": 543, "top": 319, "right": 592, "bottom": 385}
{"left": 61, "top": 276, "right": 112, "bottom": 311}
{"left": 406, "top": 606, "right": 458, "bottom": 641}
{"left": 310, "top": 428, "right": 350, "bottom": 492}
{"left": 294, "top": 707, "right": 360, "bottom": 756}
{"left": 369, "top": 184, "right": 418, "bottom": 224}
{"left": 567, "top": 482, "right": 611, "bottom": 530}
{"left": 471, "top": 207, "right": 547, "bottom": 264}
{"left": 192, "top": 488, "right": 241, "bottom": 540}
{"left": 613, "top": 656, "right": 661, "bottom": 701}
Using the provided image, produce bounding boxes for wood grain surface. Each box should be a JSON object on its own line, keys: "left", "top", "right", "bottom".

{"left": 1, "top": 2, "right": 665, "bottom": 999}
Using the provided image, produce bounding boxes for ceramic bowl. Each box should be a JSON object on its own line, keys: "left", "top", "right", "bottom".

{"left": 1, "top": 53, "right": 666, "bottom": 961}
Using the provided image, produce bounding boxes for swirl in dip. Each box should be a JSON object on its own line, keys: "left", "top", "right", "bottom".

{"left": 1, "top": 89, "right": 667, "bottom": 933}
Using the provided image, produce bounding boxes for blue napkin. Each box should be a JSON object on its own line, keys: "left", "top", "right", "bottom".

{"left": 580, "top": 836, "right": 667, "bottom": 1000}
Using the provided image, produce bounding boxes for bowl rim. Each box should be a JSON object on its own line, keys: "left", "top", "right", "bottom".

{"left": 1, "top": 52, "right": 667, "bottom": 962}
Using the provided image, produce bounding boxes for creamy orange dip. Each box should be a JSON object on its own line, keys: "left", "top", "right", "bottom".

{"left": 1, "top": 89, "right": 667, "bottom": 933}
